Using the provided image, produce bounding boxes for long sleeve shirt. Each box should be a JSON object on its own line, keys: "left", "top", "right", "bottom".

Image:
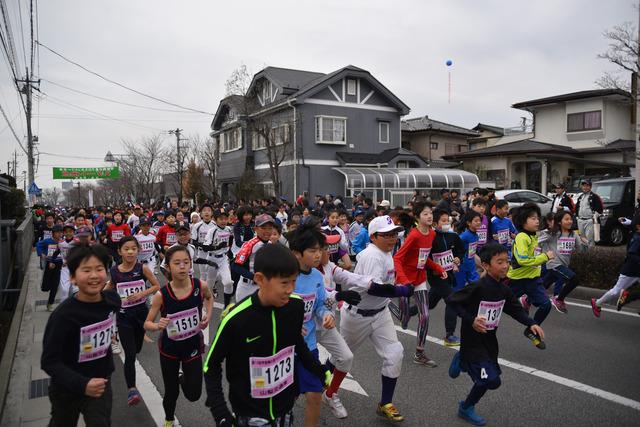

{"left": 427, "top": 230, "right": 465, "bottom": 287}
{"left": 447, "top": 274, "right": 535, "bottom": 363}
{"left": 537, "top": 230, "right": 585, "bottom": 269}
{"left": 507, "top": 232, "right": 548, "bottom": 280}
{"left": 621, "top": 232, "right": 640, "bottom": 277}
{"left": 394, "top": 227, "right": 445, "bottom": 285}
{"left": 294, "top": 268, "right": 330, "bottom": 351}
{"left": 36, "top": 238, "right": 63, "bottom": 264}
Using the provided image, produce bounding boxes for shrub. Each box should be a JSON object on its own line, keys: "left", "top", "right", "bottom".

{"left": 0, "top": 188, "right": 26, "bottom": 220}
{"left": 569, "top": 246, "right": 625, "bottom": 290}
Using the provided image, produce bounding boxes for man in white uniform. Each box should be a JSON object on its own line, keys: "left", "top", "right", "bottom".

{"left": 203, "top": 209, "right": 234, "bottom": 307}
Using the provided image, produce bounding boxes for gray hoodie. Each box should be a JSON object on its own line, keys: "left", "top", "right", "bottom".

{"left": 537, "top": 230, "right": 587, "bottom": 269}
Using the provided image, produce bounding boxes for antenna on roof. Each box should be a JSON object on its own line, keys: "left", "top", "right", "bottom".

{"left": 446, "top": 60, "right": 453, "bottom": 104}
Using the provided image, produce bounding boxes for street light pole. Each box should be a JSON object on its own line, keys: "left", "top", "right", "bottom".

{"left": 168, "top": 128, "right": 185, "bottom": 204}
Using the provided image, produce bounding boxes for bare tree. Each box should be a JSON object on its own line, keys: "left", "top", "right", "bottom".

{"left": 42, "top": 187, "right": 62, "bottom": 206}
{"left": 94, "top": 179, "right": 130, "bottom": 206}
{"left": 193, "top": 135, "right": 219, "bottom": 201}
{"left": 225, "top": 63, "right": 252, "bottom": 97}
{"left": 120, "top": 135, "right": 167, "bottom": 203}
{"left": 596, "top": 20, "right": 638, "bottom": 91}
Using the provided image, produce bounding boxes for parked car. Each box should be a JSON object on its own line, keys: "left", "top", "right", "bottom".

{"left": 591, "top": 177, "right": 636, "bottom": 246}
{"left": 494, "top": 189, "right": 553, "bottom": 216}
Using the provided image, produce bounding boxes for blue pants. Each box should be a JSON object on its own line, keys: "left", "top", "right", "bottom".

{"left": 455, "top": 269, "right": 479, "bottom": 291}
{"left": 509, "top": 277, "right": 551, "bottom": 325}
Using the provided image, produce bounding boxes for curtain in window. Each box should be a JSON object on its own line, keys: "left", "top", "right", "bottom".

{"left": 334, "top": 119, "right": 345, "bottom": 142}
{"left": 584, "top": 111, "right": 601, "bottom": 130}
{"left": 567, "top": 113, "right": 583, "bottom": 131}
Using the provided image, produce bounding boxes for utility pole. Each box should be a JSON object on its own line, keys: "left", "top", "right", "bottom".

{"left": 16, "top": 68, "right": 39, "bottom": 194}
{"left": 168, "top": 128, "right": 185, "bottom": 204}
{"left": 635, "top": 1, "right": 640, "bottom": 197}
{"left": 76, "top": 181, "right": 82, "bottom": 207}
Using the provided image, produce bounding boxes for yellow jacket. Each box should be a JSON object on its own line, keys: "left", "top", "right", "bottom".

{"left": 507, "top": 232, "right": 549, "bottom": 280}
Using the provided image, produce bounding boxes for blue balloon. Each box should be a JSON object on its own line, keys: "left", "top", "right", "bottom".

{"left": 446, "top": 60, "right": 453, "bottom": 66}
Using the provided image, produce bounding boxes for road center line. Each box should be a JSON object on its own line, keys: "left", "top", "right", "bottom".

{"left": 394, "top": 326, "right": 640, "bottom": 412}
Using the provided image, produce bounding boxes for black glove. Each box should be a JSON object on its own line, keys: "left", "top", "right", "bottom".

{"left": 335, "top": 290, "right": 361, "bottom": 305}
{"left": 215, "top": 415, "right": 234, "bottom": 427}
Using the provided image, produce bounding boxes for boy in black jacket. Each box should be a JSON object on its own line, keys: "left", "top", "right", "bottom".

{"left": 41, "top": 244, "right": 121, "bottom": 427}
{"left": 447, "top": 243, "right": 545, "bottom": 426}
{"left": 204, "top": 243, "right": 329, "bottom": 427}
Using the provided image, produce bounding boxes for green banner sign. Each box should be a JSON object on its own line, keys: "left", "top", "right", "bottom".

{"left": 52, "top": 167, "right": 120, "bottom": 180}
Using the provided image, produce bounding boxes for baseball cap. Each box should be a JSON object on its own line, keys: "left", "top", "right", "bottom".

{"left": 581, "top": 179, "right": 592, "bottom": 185}
{"left": 379, "top": 200, "right": 390, "bottom": 208}
{"left": 354, "top": 209, "right": 365, "bottom": 217}
{"left": 213, "top": 208, "right": 228, "bottom": 218}
{"left": 368, "top": 215, "right": 403, "bottom": 236}
{"left": 440, "top": 188, "right": 450, "bottom": 195}
{"left": 176, "top": 224, "right": 190, "bottom": 233}
{"left": 52, "top": 225, "right": 63, "bottom": 232}
{"left": 139, "top": 218, "right": 151, "bottom": 226}
{"left": 155, "top": 210, "right": 165, "bottom": 216}
{"left": 75, "top": 226, "right": 92, "bottom": 237}
{"left": 255, "top": 213, "right": 275, "bottom": 227}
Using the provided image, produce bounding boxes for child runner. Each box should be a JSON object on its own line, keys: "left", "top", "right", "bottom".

{"left": 233, "top": 214, "right": 275, "bottom": 302}
{"left": 507, "top": 203, "right": 554, "bottom": 349}
{"left": 191, "top": 204, "right": 216, "bottom": 283}
{"left": 202, "top": 209, "right": 234, "bottom": 307}
{"left": 448, "top": 243, "right": 545, "bottom": 426}
{"left": 428, "top": 209, "right": 465, "bottom": 346}
{"left": 591, "top": 214, "right": 640, "bottom": 317}
{"left": 471, "top": 198, "right": 489, "bottom": 250}
{"left": 393, "top": 200, "right": 446, "bottom": 367}
{"left": 36, "top": 225, "right": 63, "bottom": 311}
{"left": 57, "top": 224, "right": 77, "bottom": 300}
{"left": 41, "top": 244, "right": 120, "bottom": 426}
{"left": 538, "top": 210, "right": 587, "bottom": 313}
{"left": 490, "top": 200, "right": 516, "bottom": 258}
{"left": 321, "top": 207, "right": 352, "bottom": 270}
{"left": 134, "top": 218, "right": 159, "bottom": 272}
{"left": 288, "top": 223, "right": 336, "bottom": 426}
{"left": 455, "top": 211, "right": 483, "bottom": 291}
{"left": 203, "top": 244, "right": 330, "bottom": 427}
{"left": 157, "top": 211, "right": 178, "bottom": 252}
{"left": 105, "top": 236, "right": 160, "bottom": 406}
{"left": 106, "top": 211, "right": 131, "bottom": 265}
{"left": 341, "top": 215, "right": 414, "bottom": 422}
{"left": 317, "top": 233, "right": 366, "bottom": 419}
{"left": 145, "top": 245, "right": 214, "bottom": 427}
{"left": 152, "top": 211, "right": 166, "bottom": 235}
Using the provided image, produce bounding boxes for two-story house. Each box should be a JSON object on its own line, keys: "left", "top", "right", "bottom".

{"left": 444, "top": 89, "right": 635, "bottom": 193}
{"left": 211, "top": 65, "right": 440, "bottom": 203}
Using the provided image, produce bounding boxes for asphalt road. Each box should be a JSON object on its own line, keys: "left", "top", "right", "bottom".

{"left": 107, "top": 278, "right": 640, "bottom": 427}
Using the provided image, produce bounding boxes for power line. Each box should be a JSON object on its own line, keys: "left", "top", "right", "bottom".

{"left": 16, "top": 0, "right": 27, "bottom": 71}
{"left": 36, "top": 41, "right": 214, "bottom": 115}
{"left": 42, "top": 78, "right": 204, "bottom": 113}
{"left": 38, "top": 151, "right": 105, "bottom": 160}
{"left": 0, "top": 100, "right": 26, "bottom": 154}
{"left": 35, "top": 114, "right": 208, "bottom": 123}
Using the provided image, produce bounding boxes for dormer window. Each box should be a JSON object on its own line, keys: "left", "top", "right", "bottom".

{"left": 347, "top": 79, "right": 356, "bottom": 96}
{"left": 567, "top": 110, "right": 601, "bottom": 132}
{"left": 262, "top": 80, "right": 272, "bottom": 105}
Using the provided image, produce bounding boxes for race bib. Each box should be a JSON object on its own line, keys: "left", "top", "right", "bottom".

{"left": 43, "top": 230, "right": 53, "bottom": 240}
{"left": 477, "top": 229, "right": 487, "bottom": 244}
{"left": 478, "top": 300, "right": 505, "bottom": 330}
{"left": 417, "top": 248, "right": 431, "bottom": 269}
{"left": 47, "top": 244, "right": 58, "bottom": 258}
{"left": 112, "top": 229, "right": 124, "bottom": 242}
{"left": 298, "top": 292, "right": 316, "bottom": 322}
{"left": 497, "top": 229, "right": 509, "bottom": 245}
{"left": 250, "top": 345, "right": 295, "bottom": 398}
{"left": 139, "top": 240, "right": 155, "bottom": 256}
{"left": 432, "top": 250, "right": 455, "bottom": 271}
{"left": 116, "top": 279, "right": 146, "bottom": 308}
{"left": 557, "top": 237, "right": 575, "bottom": 255}
{"left": 328, "top": 243, "right": 339, "bottom": 255}
{"left": 468, "top": 242, "right": 478, "bottom": 259}
{"left": 78, "top": 313, "right": 115, "bottom": 363}
{"left": 166, "top": 233, "right": 176, "bottom": 244}
{"left": 166, "top": 307, "right": 200, "bottom": 341}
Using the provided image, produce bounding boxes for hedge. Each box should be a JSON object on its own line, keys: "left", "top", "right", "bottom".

{"left": 569, "top": 246, "right": 625, "bottom": 290}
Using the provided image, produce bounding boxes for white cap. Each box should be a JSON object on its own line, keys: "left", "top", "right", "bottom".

{"left": 379, "top": 200, "right": 390, "bottom": 207}
{"left": 368, "top": 215, "right": 403, "bottom": 236}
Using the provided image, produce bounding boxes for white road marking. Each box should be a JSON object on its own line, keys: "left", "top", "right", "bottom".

{"left": 564, "top": 300, "right": 639, "bottom": 317}
{"left": 317, "top": 344, "right": 369, "bottom": 396}
{"left": 394, "top": 326, "right": 640, "bottom": 412}
{"left": 118, "top": 353, "right": 179, "bottom": 427}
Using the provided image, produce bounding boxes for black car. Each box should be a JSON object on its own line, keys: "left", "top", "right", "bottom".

{"left": 591, "top": 177, "right": 636, "bottom": 245}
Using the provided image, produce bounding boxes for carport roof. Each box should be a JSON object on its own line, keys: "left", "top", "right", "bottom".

{"left": 333, "top": 167, "right": 480, "bottom": 190}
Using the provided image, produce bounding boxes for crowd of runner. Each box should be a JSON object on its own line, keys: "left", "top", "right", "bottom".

{"left": 33, "top": 184, "right": 640, "bottom": 427}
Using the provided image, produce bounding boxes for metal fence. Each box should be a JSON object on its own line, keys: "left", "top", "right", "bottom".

{"left": 0, "top": 215, "right": 32, "bottom": 310}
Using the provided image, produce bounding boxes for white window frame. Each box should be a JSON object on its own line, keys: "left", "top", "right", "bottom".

{"left": 252, "top": 131, "right": 266, "bottom": 151}
{"left": 347, "top": 79, "right": 357, "bottom": 96}
{"left": 379, "top": 122, "right": 390, "bottom": 143}
{"left": 222, "top": 128, "right": 242, "bottom": 153}
{"left": 315, "top": 116, "right": 347, "bottom": 145}
{"left": 262, "top": 80, "right": 272, "bottom": 106}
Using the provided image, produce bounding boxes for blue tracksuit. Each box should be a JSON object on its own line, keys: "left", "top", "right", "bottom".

{"left": 490, "top": 216, "right": 517, "bottom": 257}
{"left": 455, "top": 229, "right": 480, "bottom": 290}
{"left": 294, "top": 268, "right": 330, "bottom": 351}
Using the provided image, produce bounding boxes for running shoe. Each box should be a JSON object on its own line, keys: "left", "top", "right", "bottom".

{"left": 398, "top": 297, "right": 410, "bottom": 330}
{"left": 414, "top": 351, "right": 438, "bottom": 367}
{"left": 322, "top": 390, "right": 348, "bottom": 419}
{"left": 377, "top": 403, "right": 404, "bottom": 422}
{"left": 444, "top": 335, "right": 461, "bottom": 347}
{"left": 127, "top": 388, "right": 142, "bottom": 406}
{"left": 449, "top": 351, "right": 461, "bottom": 379}
{"left": 111, "top": 342, "right": 121, "bottom": 355}
{"left": 164, "top": 421, "right": 174, "bottom": 427}
{"left": 551, "top": 297, "right": 568, "bottom": 314}
{"left": 519, "top": 295, "right": 531, "bottom": 314}
{"left": 523, "top": 328, "right": 546, "bottom": 350}
{"left": 590, "top": 298, "right": 601, "bottom": 318}
{"left": 46, "top": 304, "right": 53, "bottom": 312}
{"left": 617, "top": 290, "right": 629, "bottom": 311}
{"left": 458, "top": 401, "right": 487, "bottom": 426}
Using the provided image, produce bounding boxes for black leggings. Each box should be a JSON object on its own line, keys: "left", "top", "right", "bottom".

{"left": 159, "top": 354, "right": 202, "bottom": 421}
{"left": 118, "top": 324, "right": 145, "bottom": 388}
{"left": 428, "top": 283, "right": 457, "bottom": 336}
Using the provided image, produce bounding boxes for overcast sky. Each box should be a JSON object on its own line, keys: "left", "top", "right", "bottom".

{"left": 0, "top": 0, "right": 634, "bottom": 190}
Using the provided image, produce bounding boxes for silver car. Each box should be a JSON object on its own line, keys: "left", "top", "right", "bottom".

{"left": 494, "top": 189, "right": 553, "bottom": 216}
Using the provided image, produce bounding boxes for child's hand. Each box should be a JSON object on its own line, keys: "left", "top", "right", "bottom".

{"left": 439, "top": 270, "right": 448, "bottom": 279}
{"left": 48, "top": 263, "right": 56, "bottom": 269}
{"left": 85, "top": 378, "right": 108, "bottom": 398}
{"left": 453, "top": 257, "right": 461, "bottom": 266}
{"left": 472, "top": 316, "right": 488, "bottom": 333}
{"left": 200, "top": 313, "right": 210, "bottom": 329}
{"left": 530, "top": 324, "right": 545, "bottom": 340}
{"left": 157, "top": 317, "right": 170, "bottom": 330}
{"left": 322, "top": 314, "right": 335, "bottom": 329}
{"left": 127, "top": 292, "right": 144, "bottom": 303}
{"left": 545, "top": 250, "right": 555, "bottom": 260}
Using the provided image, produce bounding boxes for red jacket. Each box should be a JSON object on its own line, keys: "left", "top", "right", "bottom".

{"left": 156, "top": 224, "right": 177, "bottom": 247}
{"left": 106, "top": 223, "right": 131, "bottom": 244}
{"left": 394, "top": 227, "right": 444, "bottom": 285}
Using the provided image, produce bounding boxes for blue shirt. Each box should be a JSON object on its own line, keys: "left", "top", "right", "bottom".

{"left": 459, "top": 229, "right": 479, "bottom": 272}
{"left": 490, "top": 216, "right": 516, "bottom": 254}
{"left": 352, "top": 227, "right": 369, "bottom": 254}
{"left": 36, "top": 238, "right": 63, "bottom": 264}
{"left": 294, "top": 268, "right": 329, "bottom": 351}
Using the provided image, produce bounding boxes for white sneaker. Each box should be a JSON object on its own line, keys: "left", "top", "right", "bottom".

{"left": 322, "top": 390, "right": 348, "bottom": 419}
{"left": 111, "top": 342, "right": 121, "bottom": 355}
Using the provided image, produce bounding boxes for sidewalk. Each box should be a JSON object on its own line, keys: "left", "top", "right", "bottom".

{"left": 0, "top": 255, "right": 156, "bottom": 427}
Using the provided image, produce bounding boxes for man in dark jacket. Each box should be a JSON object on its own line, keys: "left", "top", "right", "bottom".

{"left": 550, "top": 183, "right": 575, "bottom": 213}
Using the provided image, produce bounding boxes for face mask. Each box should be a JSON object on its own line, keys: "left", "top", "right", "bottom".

{"left": 441, "top": 224, "right": 451, "bottom": 232}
